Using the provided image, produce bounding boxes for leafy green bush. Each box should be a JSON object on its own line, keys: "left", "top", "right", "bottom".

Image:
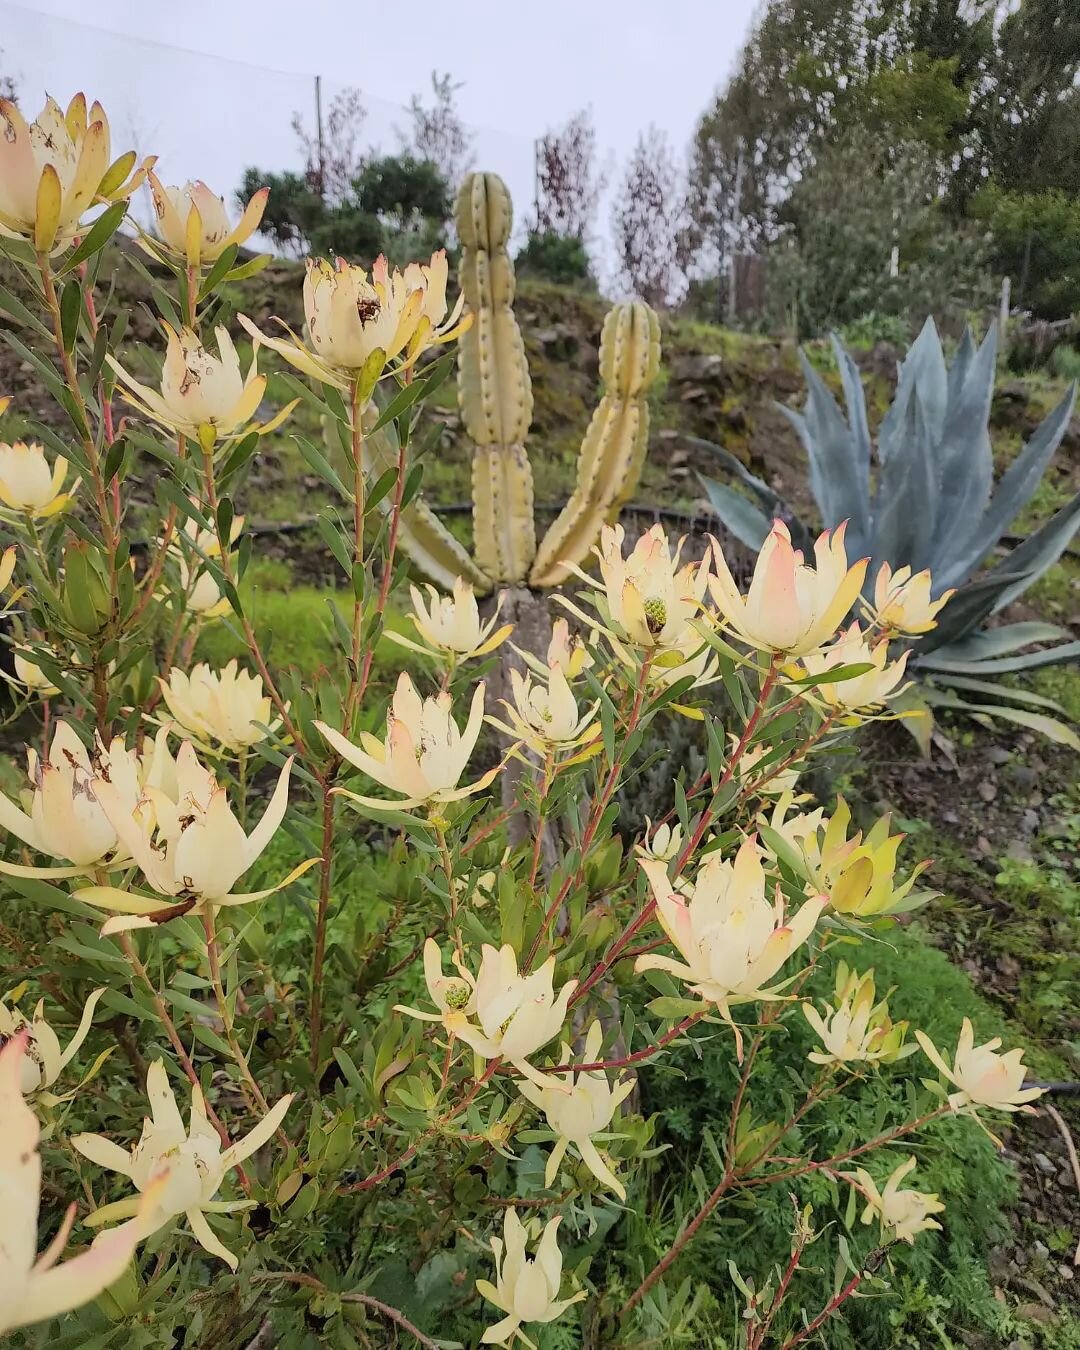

{"left": 516, "top": 229, "right": 595, "bottom": 287}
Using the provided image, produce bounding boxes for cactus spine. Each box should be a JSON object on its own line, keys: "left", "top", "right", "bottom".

{"left": 529, "top": 301, "right": 661, "bottom": 588}
{"left": 456, "top": 173, "right": 536, "bottom": 585}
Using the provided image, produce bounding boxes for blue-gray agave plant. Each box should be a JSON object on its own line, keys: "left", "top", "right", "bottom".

{"left": 698, "top": 318, "right": 1080, "bottom": 748}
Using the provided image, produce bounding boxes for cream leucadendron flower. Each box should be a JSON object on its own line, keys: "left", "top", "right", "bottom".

{"left": 168, "top": 512, "right": 244, "bottom": 619}
{"left": 73, "top": 1058, "right": 293, "bottom": 1269}
{"left": 0, "top": 986, "right": 107, "bottom": 1101}
{"left": 490, "top": 664, "right": 600, "bottom": 756}
{"left": 802, "top": 964, "right": 912, "bottom": 1067}
{"left": 516, "top": 617, "right": 596, "bottom": 682}
{"left": 317, "top": 672, "right": 497, "bottom": 813}
{"left": 571, "top": 522, "right": 713, "bottom": 652}
{"left": 640, "top": 819, "right": 683, "bottom": 864}
{"left": 397, "top": 940, "right": 577, "bottom": 1090}
{"left": 239, "top": 251, "right": 468, "bottom": 392}
{"left": 0, "top": 720, "right": 173, "bottom": 879}
{"left": 915, "top": 1018, "right": 1044, "bottom": 1114}
{"left": 146, "top": 170, "right": 268, "bottom": 267}
{"left": 389, "top": 578, "right": 512, "bottom": 663}
{"left": 518, "top": 1021, "right": 634, "bottom": 1198}
{"left": 0, "top": 440, "right": 75, "bottom": 518}
{"left": 158, "top": 660, "right": 279, "bottom": 751}
{"left": 0, "top": 1036, "right": 163, "bottom": 1337}
{"left": 762, "top": 794, "right": 930, "bottom": 920}
{"left": 872, "top": 562, "right": 954, "bottom": 635}
{"left": 0, "top": 94, "right": 151, "bottom": 252}
{"left": 636, "top": 837, "right": 825, "bottom": 1041}
{"left": 476, "top": 1208, "right": 586, "bottom": 1347}
{"left": 78, "top": 740, "right": 315, "bottom": 932}
{"left": 733, "top": 737, "right": 803, "bottom": 798}
{"left": 0, "top": 543, "right": 14, "bottom": 591}
{"left": 11, "top": 648, "right": 61, "bottom": 697}
{"left": 710, "top": 521, "right": 868, "bottom": 657}
{"left": 796, "top": 623, "right": 909, "bottom": 712}
{"left": 843, "top": 1157, "right": 945, "bottom": 1245}
{"left": 108, "top": 323, "right": 294, "bottom": 450}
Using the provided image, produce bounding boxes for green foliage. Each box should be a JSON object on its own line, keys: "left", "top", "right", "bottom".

{"left": 516, "top": 230, "right": 595, "bottom": 288}
{"left": 765, "top": 129, "right": 992, "bottom": 339}
{"left": 236, "top": 167, "right": 322, "bottom": 258}
{"left": 974, "top": 185, "right": 1080, "bottom": 322}
{"left": 623, "top": 929, "right": 1022, "bottom": 1349}
{"left": 237, "top": 154, "right": 451, "bottom": 264}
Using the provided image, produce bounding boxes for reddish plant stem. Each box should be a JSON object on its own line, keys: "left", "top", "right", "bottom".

{"left": 573, "top": 655, "right": 780, "bottom": 1011}
{"left": 250, "top": 1272, "right": 438, "bottom": 1349}
{"left": 339, "top": 1059, "right": 501, "bottom": 1194}
{"left": 741, "top": 711, "right": 838, "bottom": 805}
{"left": 308, "top": 785, "right": 336, "bottom": 1071}
{"left": 118, "top": 932, "right": 249, "bottom": 1189}
{"left": 538, "top": 1011, "right": 706, "bottom": 1075}
{"left": 737, "top": 1106, "right": 950, "bottom": 1191}
{"left": 748, "top": 1223, "right": 809, "bottom": 1350}
{"left": 780, "top": 1270, "right": 866, "bottom": 1349}
{"left": 200, "top": 446, "right": 307, "bottom": 752}
{"left": 523, "top": 653, "right": 654, "bottom": 972}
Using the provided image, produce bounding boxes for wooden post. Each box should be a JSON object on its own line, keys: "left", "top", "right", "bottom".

{"left": 999, "top": 275, "right": 1011, "bottom": 349}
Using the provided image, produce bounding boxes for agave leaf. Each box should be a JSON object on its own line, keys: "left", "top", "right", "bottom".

{"left": 925, "top": 621, "right": 1069, "bottom": 663}
{"left": 937, "top": 382, "right": 1077, "bottom": 591}
{"left": 944, "top": 698, "right": 1080, "bottom": 749}
{"left": 931, "top": 673, "right": 1067, "bottom": 713}
{"left": 698, "top": 475, "right": 772, "bottom": 551}
{"left": 872, "top": 384, "right": 937, "bottom": 573}
{"left": 945, "top": 327, "right": 977, "bottom": 407}
{"left": 887, "top": 683, "right": 934, "bottom": 757}
{"left": 689, "top": 436, "right": 814, "bottom": 554}
{"left": 930, "top": 326, "right": 997, "bottom": 579}
{"left": 783, "top": 350, "right": 870, "bottom": 553}
{"left": 918, "top": 572, "right": 1028, "bottom": 653}
{"left": 831, "top": 334, "right": 873, "bottom": 487}
{"left": 684, "top": 436, "right": 783, "bottom": 508}
{"left": 987, "top": 486, "right": 1080, "bottom": 614}
{"left": 879, "top": 317, "right": 948, "bottom": 463}
{"left": 921, "top": 683, "right": 1079, "bottom": 748}
{"left": 918, "top": 640, "right": 1080, "bottom": 675}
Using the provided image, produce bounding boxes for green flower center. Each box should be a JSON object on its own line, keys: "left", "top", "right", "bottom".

{"left": 643, "top": 596, "right": 667, "bottom": 635}
{"left": 444, "top": 983, "right": 470, "bottom": 1011}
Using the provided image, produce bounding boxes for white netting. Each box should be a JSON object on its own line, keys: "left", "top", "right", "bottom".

{"left": 0, "top": 4, "right": 540, "bottom": 253}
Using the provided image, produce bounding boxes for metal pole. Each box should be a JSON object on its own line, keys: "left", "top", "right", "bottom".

{"left": 315, "top": 74, "right": 325, "bottom": 198}
{"left": 727, "top": 145, "right": 745, "bottom": 326}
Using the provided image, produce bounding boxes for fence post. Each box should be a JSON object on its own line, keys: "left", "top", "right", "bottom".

{"left": 999, "top": 275, "right": 1011, "bottom": 355}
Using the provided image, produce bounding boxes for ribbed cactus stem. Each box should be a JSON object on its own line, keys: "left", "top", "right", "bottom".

{"left": 530, "top": 301, "right": 661, "bottom": 588}
{"left": 456, "top": 172, "right": 536, "bottom": 584}
{"left": 358, "top": 411, "right": 491, "bottom": 592}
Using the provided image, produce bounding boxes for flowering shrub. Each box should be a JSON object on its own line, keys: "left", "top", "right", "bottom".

{"left": 0, "top": 93, "right": 1046, "bottom": 1348}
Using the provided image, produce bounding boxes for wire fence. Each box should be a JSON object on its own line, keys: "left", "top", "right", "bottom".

{"left": 0, "top": 3, "right": 541, "bottom": 254}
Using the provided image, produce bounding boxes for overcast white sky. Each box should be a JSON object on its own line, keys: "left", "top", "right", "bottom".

{"left": 1, "top": 0, "right": 758, "bottom": 268}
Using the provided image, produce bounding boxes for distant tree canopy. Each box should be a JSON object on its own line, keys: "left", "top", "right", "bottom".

{"left": 237, "top": 82, "right": 460, "bottom": 267}
{"left": 684, "top": 0, "right": 1080, "bottom": 331}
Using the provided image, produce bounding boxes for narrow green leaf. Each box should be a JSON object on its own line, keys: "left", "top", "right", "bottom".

{"left": 58, "top": 200, "right": 129, "bottom": 274}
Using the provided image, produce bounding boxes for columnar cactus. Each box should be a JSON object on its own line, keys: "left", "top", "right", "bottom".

{"left": 373, "top": 171, "right": 662, "bottom": 595}
{"left": 530, "top": 301, "right": 661, "bottom": 588}
{"left": 456, "top": 172, "right": 537, "bottom": 585}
